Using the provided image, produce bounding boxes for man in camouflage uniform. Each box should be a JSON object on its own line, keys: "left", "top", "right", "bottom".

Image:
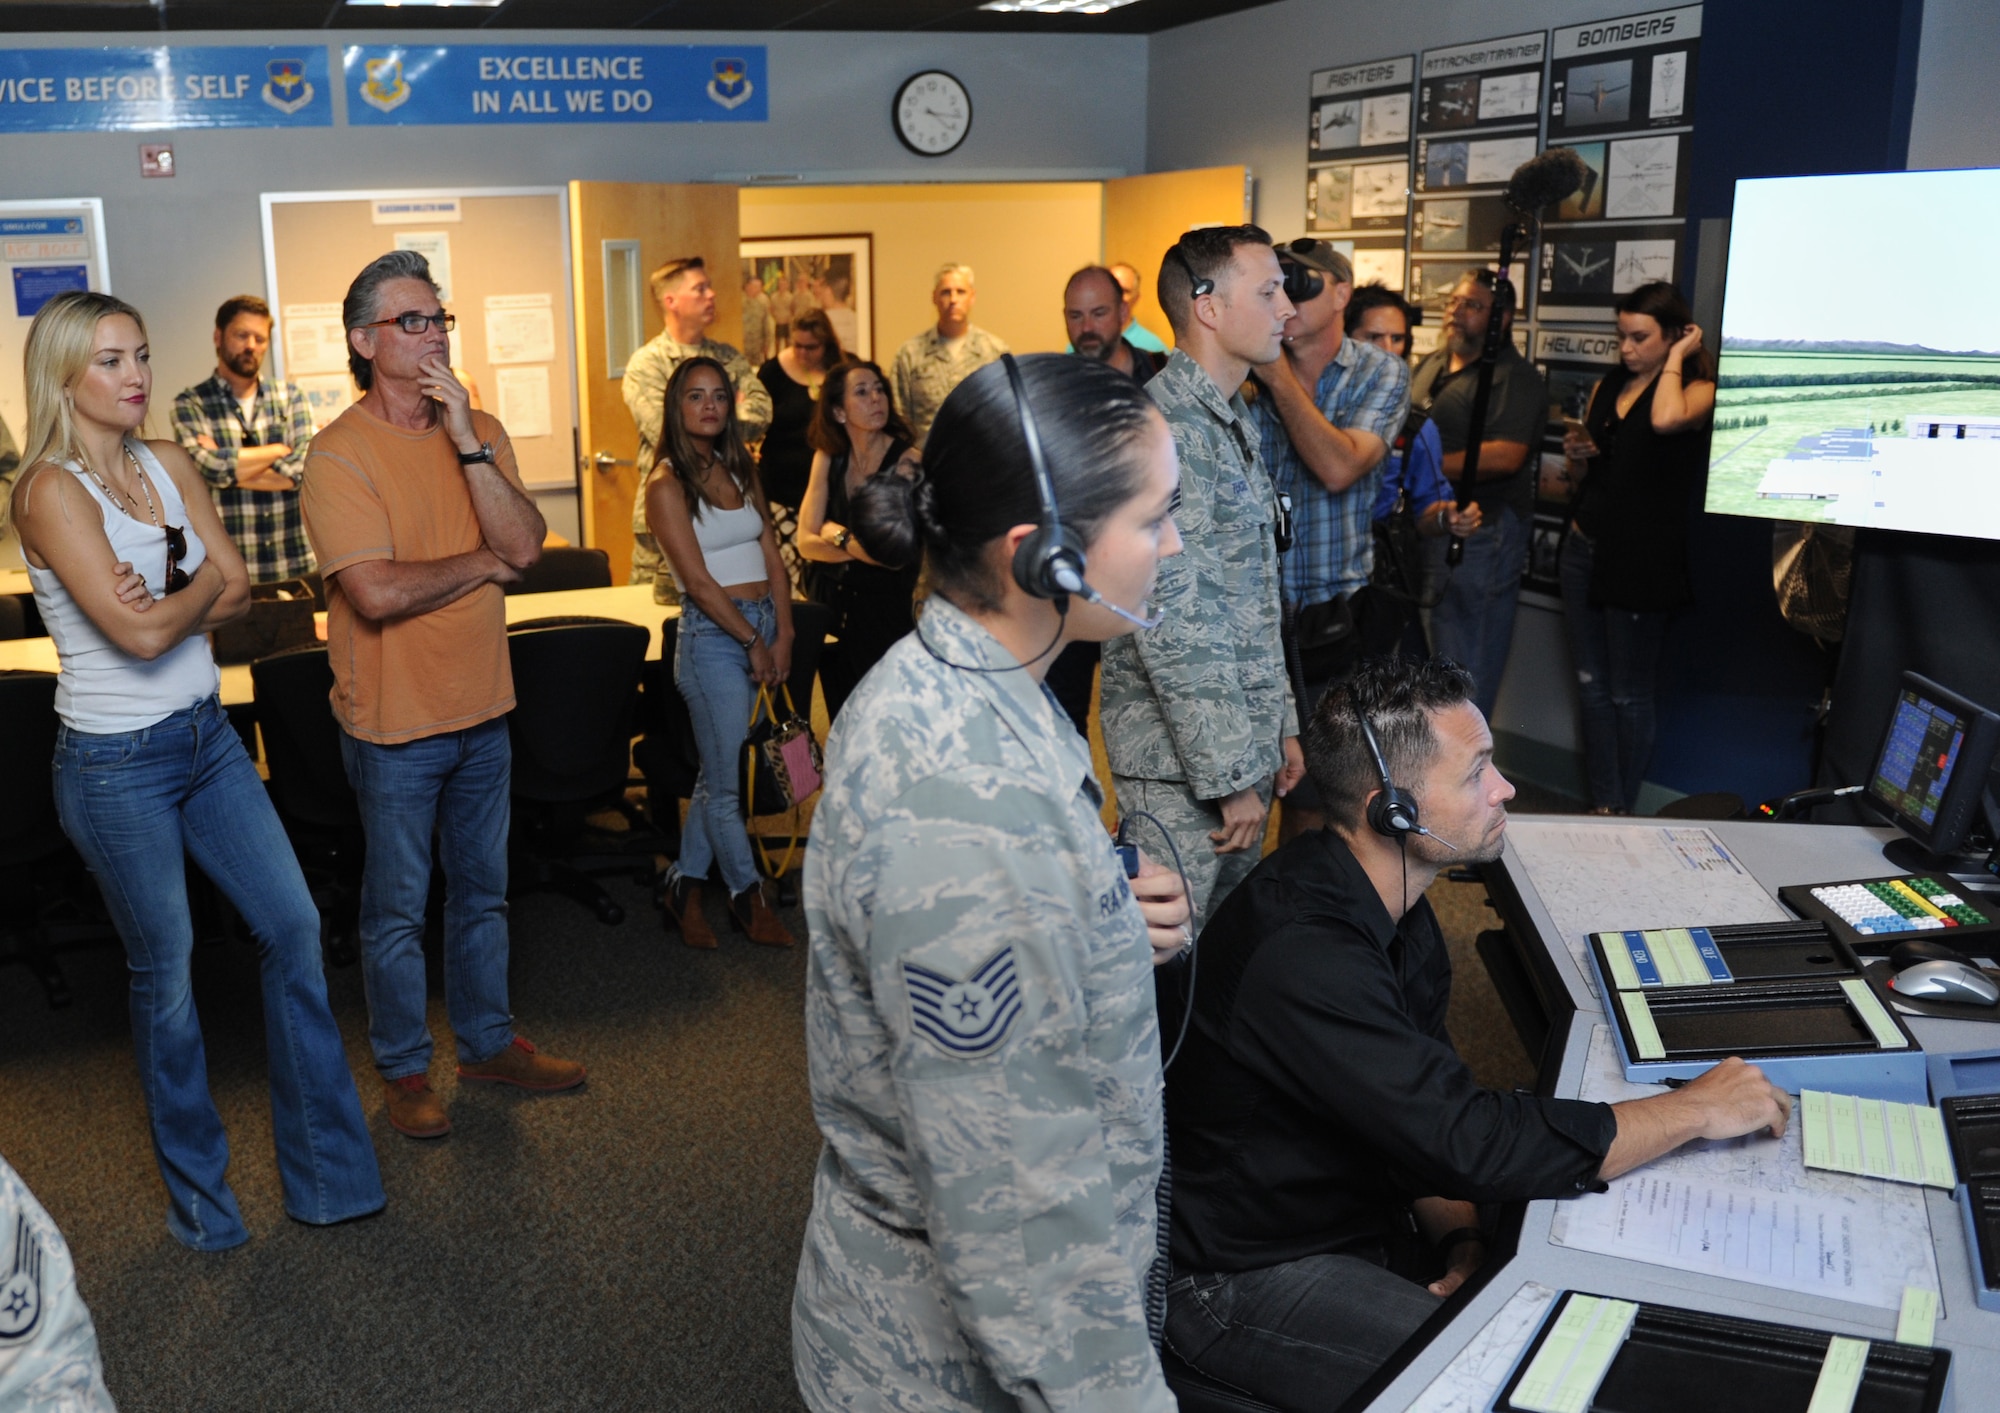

{"left": 794, "top": 593, "right": 1176, "bottom": 1411}
{"left": 1100, "top": 226, "right": 1304, "bottom": 925}
{"left": 890, "top": 263, "right": 1008, "bottom": 449}
{"left": 622, "top": 255, "right": 773, "bottom": 602}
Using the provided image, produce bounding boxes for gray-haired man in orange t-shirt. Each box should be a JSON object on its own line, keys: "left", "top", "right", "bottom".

{"left": 302, "top": 249, "right": 584, "bottom": 1140}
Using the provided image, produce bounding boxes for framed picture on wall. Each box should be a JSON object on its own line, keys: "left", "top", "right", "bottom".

{"left": 739, "top": 234, "right": 873, "bottom": 369}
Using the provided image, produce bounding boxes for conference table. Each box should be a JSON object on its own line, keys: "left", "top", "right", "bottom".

{"left": 0, "top": 583, "right": 670, "bottom": 704}
{"left": 1354, "top": 817, "right": 2000, "bottom": 1412}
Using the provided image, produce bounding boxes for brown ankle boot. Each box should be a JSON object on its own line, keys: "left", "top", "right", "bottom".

{"left": 661, "top": 874, "right": 719, "bottom": 949}
{"left": 728, "top": 883, "right": 795, "bottom": 947}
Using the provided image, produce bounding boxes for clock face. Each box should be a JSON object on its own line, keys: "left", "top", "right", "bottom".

{"left": 895, "top": 71, "right": 972, "bottom": 157}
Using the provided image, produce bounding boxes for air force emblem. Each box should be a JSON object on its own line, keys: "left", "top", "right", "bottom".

{"left": 0, "top": 1213, "right": 45, "bottom": 1344}
{"left": 262, "top": 59, "right": 315, "bottom": 116}
{"left": 361, "top": 57, "right": 411, "bottom": 114}
{"left": 905, "top": 946, "right": 1023, "bottom": 1058}
{"left": 707, "top": 58, "right": 753, "bottom": 111}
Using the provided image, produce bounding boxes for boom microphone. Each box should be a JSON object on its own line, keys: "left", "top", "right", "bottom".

{"left": 1502, "top": 146, "right": 1590, "bottom": 216}
{"left": 1075, "top": 579, "right": 1165, "bottom": 631}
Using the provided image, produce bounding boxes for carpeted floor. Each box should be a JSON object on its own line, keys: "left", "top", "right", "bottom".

{"left": 0, "top": 800, "right": 1568, "bottom": 1410}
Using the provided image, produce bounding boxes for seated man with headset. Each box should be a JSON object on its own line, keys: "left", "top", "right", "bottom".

{"left": 1160, "top": 654, "right": 1790, "bottom": 1412}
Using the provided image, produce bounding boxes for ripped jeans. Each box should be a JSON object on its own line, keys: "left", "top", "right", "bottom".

{"left": 1559, "top": 527, "right": 1670, "bottom": 812}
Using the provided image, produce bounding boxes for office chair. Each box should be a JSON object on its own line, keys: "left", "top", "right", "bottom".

{"left": 0, "top": 671, "right": 117, "bottom": 1007}
{"left": 0, "top": 595, "right": 28, "bottom": 640}
{"left": 251, "top": 644, "right": 366, "bottom": 966}
{"left": 505, "top": 546, "right": 613, "bottom": 596}
{"left": 505, "top": 615, "right": 652, "bottom": 924}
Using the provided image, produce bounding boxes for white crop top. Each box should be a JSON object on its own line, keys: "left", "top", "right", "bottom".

{"left": 26, "top": 438, "right": 221, "bottom": 733}
{"left": 672, "top": 498, "right": 768, "bottom": 591}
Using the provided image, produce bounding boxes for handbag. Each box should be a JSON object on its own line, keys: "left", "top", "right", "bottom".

{"left": 738, "top": 682, "right": 824, "bottom": 878}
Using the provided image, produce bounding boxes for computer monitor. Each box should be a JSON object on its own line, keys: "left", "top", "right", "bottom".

{"left": 1863, "top": 671, "right": 2000, "bottom": 872}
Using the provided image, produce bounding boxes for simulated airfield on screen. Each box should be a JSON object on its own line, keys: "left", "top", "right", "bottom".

{"left": 1705, "top": 341, "right": 2000, "bottom": 533}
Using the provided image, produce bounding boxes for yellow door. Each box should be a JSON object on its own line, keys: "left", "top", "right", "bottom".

{"left": 1101, "top": 166, "right": 1252, "bottom": 349}
{"left": 569, "top": 181, "right": 741, "bottom": 574}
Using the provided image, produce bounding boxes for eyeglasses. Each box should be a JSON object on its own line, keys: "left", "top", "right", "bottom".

{"left": 163, "top": 524, "right": 189, "bottom": 595}
{"left": 1443, "top": 296, "right": 1491, "bottom": 314}
{"left": 360, "top": 310, "right": 456, "bottom": 335}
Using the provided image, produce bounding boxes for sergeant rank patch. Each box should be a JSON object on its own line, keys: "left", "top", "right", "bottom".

{"left": 904, "top": 947, "right": 1023, "bottom": 1058}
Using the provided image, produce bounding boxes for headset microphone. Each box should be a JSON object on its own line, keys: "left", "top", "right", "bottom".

{"left": 1074, "top": 580, "right": 1165, "bottom": 631}
{"left": 1411, "top": 824, "right": 1459, "bottom": 852}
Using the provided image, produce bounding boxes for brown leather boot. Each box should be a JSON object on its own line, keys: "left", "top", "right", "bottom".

{"left": 728, "top": 883, "right": 795, "bottom": 947}
{"left": 383, "top": 1074, "right": 451, "bottom": 1139}
{"left": 660, "top": 873, "right": 718, "bottom": 949}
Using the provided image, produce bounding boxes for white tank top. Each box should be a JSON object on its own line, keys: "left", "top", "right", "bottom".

{"left": 26, "top": 438, "right": 221, "bottom": 733}
{"left": 672, "top": 497, "right": 768, "bottom": 591}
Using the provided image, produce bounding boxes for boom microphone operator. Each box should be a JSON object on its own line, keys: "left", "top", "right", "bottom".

{"left": 1445, "top": 146, "right": 1589, "bottom": 567}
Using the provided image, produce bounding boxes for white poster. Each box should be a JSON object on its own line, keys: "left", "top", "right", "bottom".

{"left": 494, "top": 365, "right": 552, "bottom": 439}
{"left": 1466, "top": 135, "right": 1538, "bottom": 186}
{"left": 483, "top": 293, "right": 556, "bottom": 366}
{"left": 1613, "top": 239, "right": 1676, "bottom": 292}
{"left": 1350, "top": 161, "right": 1410, "bottom": 218}
{"left": 1317, "top": 99, "right": 1360, "bottom": 148}
{"left": 1477, "top": 71, "right": 1541, "bottom": 120}
{"left": 1351, "top": 248, "right": 1406, "bottom": 290}
{"left": 393, "top": 231, "right": 453, "bottom": 301}
{"left": 294, "top": 372, "right": 355, "bottom": 431}
{"left": 1650, "top": 51, "right": 1688, "bottom": 119}
{"left": 281, "top": 302, "right": 348, "bottom": 376}
{"left": 1607, "top": 135, "right": 1680, "bottom": 218}
{"left": 1359, "top": 92, "right": 1411, "bottom": 147}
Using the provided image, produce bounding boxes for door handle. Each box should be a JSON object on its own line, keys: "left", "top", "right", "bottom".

{"left": 592, "top": 452, "right": 636, "bottom": 474}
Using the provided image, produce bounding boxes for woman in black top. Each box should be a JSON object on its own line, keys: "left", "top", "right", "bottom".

{"left": 1559, "top": 282, "right": 1715, "bottom": 813}
{"left": 796, "top": 357, "right": 922, "bottom": 720}
{"left": 756, "top": 308, "right": 842, "bottom": 593}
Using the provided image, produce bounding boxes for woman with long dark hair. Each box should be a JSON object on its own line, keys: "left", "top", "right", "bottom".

{"left": 793, "top": 354, "right": 1192, "bottom": 1410}
{"left": 794, "top": 357, "right": 922, "bottom": 719}
{"left": 644, "top": 356, "right": 795, "bottom": 948}
{"left": 1559, "top": 281, "right": 1716, "bottom": 812}
{"left": 756, "top": 307, "right": 842, "bottom": 593}
{"left": 11, "top": 290, "right": 382, "bottom": 1250}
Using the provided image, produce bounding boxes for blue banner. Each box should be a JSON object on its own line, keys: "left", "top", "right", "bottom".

{"left": 343, "top": 45, "right": 766, "bottom": 126}
{"left": 13, "top": 266, "right": 90, "bottom": 318}
{"left": 0, "top": 47, "right": 332, "bottom": 132}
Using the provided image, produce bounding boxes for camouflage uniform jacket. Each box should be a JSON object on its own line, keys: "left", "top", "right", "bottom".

{"left": 1100, "top": 349, "right": 1298, "bottom": 800}
{"left": 794, "top": 596, "right": 1172, "bottom": 1412}
{"left": 889, "top": 324, "right": 1009, "bottom": 448}
{"left": 622, "top": 331, "right": 773, "bottom": 585}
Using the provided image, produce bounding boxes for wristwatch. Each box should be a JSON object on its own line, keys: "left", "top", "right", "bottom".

{"left": 457, "top": 441, "right": 497, "bottom": 466}
{"left": 831, "top": 527, "right": 852, "bottom": 551}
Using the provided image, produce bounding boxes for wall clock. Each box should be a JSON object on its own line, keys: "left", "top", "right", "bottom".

{"left": 894, "top": 70, "right": 972, "bottom": 157}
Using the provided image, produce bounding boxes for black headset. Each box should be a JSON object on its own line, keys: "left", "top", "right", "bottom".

{"left": 1001, "top": 353, "right": 1090, "bottom": 604}
{"left": 1167, "top": 243, "right": 1214, "bottom": 299}
{"left": 1354, "top": 696, "right": 1420, "bottom": 839}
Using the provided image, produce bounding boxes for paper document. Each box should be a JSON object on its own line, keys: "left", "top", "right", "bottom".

{"left": 1406, "top": 1282, "right": 1560, "bottom": 1413}
{"left": 282, "top": 302, "right": 348, "bottom": 376}
{"left": 1502, "top": 822, "right": 1788, "bottom": 994}
{"left": 1512, "top": 1294, "right": 1637, "bottom": 1413}
{"left": 484, "top": 293, "right": 556, "bottom": 365}
{"left": 494, "top": 365, "right": 552, "bottom": 439}
{"left": 1549, "top": 1027, "right": 1941, "bottom": 1313}
{"left": 1801, "top": 1090, "right": 1955, "bottom": 1188}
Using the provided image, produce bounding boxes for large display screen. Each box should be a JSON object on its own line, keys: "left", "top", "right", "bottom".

{"left": 1705, "top": 169, "right": 2000, "bottom": 540}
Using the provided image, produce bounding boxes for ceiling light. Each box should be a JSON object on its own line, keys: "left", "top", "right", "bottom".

{"left": 978, "top": 0, "right": 1142, "bottom": 13}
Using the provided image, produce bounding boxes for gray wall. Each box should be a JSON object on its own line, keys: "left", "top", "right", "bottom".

{"left": 1907, "top": 0, "right": 2000, "bottom": 169}
{"left": 1, "top": 27, "right": 1148, "bottom": 408}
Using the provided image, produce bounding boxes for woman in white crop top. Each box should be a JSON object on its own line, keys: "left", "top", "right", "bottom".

{"left": 643, "top": 356, "right": 796, "bottom": 948}
{"left": 10, "top": 291, "right": 383, "bottom": 1251}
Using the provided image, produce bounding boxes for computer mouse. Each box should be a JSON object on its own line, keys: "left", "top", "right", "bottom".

{"left": 1890, "top": 937, "right": 1977, "bottom": 972}
{"left": 1891, "top": 960, "right": 2000, "bottom": 1006}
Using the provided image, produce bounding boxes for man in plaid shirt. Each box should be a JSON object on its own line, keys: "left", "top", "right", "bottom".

{"left": 172, "top": 294, "right": 317, "bottom": 583}
{"left": 1249, "top": 240, "right": 1409, "bottom": 838}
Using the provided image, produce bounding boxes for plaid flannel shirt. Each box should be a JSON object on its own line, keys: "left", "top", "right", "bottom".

{"left": 172, "top": 373, "right": 318, "bottom": 582}
{"left": 1252, "top": 335, "right": 1409, "bottom": 608}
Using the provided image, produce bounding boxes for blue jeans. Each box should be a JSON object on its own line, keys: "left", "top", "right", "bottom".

{"left": 1426, "top": 501, "right": 1530, "bottom": 719}
{"left": 673, "top": 597, "right": 775, "bottom": 896}
{"left": 1165, "top": 1254, "right": 1441, "bottom": 1413}
{"left": 1560, "top": 528, "right": 1671, "bottom": 812}
{"left": 53, "top": 695, "right": 383, "bottom": 1251}
{"left": 341, "top": 715, "right": 514, "bottom": 1079}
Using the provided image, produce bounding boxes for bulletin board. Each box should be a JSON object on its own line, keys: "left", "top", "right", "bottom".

{"left": 260, "top": 187, "right": 578, "bottom": 490}
{"left": 1, "top": 197, "right": 110, "bottom": 565}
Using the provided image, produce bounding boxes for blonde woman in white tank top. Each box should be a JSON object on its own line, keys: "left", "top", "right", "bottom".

{"left": 10, "top": 291, "right": 382, "bottom": 1252}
